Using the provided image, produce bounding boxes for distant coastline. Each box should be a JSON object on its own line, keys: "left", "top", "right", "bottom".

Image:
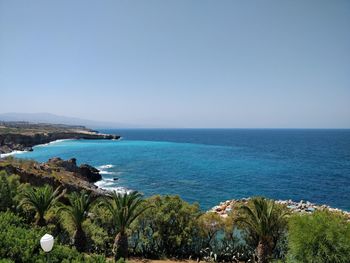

{"left": 0, "top": 121, "right": 120, "bottom": 155}
{"left": 0, "top": 139, "right": 77, "bottom": 158}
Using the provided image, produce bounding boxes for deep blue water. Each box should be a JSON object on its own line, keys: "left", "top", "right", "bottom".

{"left": 13, "top": 129, "right": 350, "bottom": 211}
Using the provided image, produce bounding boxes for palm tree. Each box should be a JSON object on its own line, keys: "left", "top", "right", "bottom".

{"left": 58, "top": 190, "right": 94, "bottom": 252}
{"left": 20, "top": 185, "right": 64, "bottom": 226}
{"left": 100, "top": 191, "right": 150, "bottom": 260}
{"left": 235, "top": 197, "right": 289, "bottom": 263}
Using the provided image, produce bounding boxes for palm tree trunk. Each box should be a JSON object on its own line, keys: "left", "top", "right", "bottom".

{"left": 113, "top": 231, "right": 128, "bottom": 260}
{"left": 74, "top": 226, "right": 87, "bottom": 252}
{"left": 36, "top": 214, "right": 46, "bottom": 226}
{"left": 257, "top": 240, "right": 269, "bottom": 263}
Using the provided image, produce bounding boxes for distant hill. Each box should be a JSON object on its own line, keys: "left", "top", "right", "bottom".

{"left": 0, "top": 112, "right": 135, "bottom": 129}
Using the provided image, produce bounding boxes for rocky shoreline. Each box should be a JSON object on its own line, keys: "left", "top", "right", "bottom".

{"left": 210, "top": 198, "right": 350, "bottom": 221}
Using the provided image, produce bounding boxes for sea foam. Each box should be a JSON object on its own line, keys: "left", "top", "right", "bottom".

{"left": 97, "top": 164, "right": 114, "bottom": 169}
{"left": 35, "top": 139, "right": 73, "bottom": 147}
{"left": 97, "top": 164, "right": 116, "bottom": 175}
{"left": 94, "top": 180, "right": 132, "bottom": 194}
{"left": 0, "top": 150, "right": 28, "bottom": 158}
{"left": 99, "top": 171, "right": 115, "bottom": 175}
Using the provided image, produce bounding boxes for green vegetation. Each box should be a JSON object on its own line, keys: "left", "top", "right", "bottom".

{"left": 287, "top": 210, "right": 350, "bottom": 263}
{"left": 100, "top": 191, "right": 150, "bottom": 260}
{"left": 236, "top": 197, "right": 289, "bottom": 263}
{"left": 19, "top": 185, "right": 65, "bottom": 226}
{"left": 0, "top": 210, "right": 105, "bottom": 263}
{"left": 58, "top": 190, "right": 94, "bottom": 252}
{"left": 0, "top": 168, "right": 349, "bottom": 262}
{"left": 0, "top": 171, "right": 19, "bottom": 211}
{"left": 129, "top": 195, "right": 202, "bottom": 258}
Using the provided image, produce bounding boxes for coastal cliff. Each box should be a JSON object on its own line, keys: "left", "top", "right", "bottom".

{"left": 0, "top": 121, "right": 120, "bottom": 154}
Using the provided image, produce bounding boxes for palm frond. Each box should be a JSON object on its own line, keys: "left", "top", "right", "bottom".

{"left": 59, "top": 190, "right": 94, "bottom": 228}
{"left": 237, "top": 197, "right": 288, "bottom": 240}
{"left": 20, "top": 185, "right": 64, "bottom": 225}
{"left": 99, "top": 190, "right": 148, "bottom": 233}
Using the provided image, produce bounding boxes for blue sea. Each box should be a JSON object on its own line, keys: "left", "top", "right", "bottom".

{"left": 13, "top": 129, "right": 350, "bottom": 211}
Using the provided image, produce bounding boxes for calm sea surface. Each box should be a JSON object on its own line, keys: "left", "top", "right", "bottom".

{"left": 14, "top": 129, "right": 350, "bottom": 211}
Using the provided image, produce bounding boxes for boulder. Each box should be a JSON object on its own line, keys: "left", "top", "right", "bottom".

{"left": 47, "top": 157, "right": 78, "bottom": 172}
{"left": 79, "top": 164, "right": 102, "bottom": 183}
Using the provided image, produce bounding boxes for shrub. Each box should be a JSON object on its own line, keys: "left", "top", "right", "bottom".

{"left": 84, "top": 218, "right": 111, "bottom": 254}
{"left": 87, "top": 203, "right": 115, "bottom": 255}
{"left": 287, "top": 210, "right": 350, "bottom": 263}
{"left": 198, "top": 212, "right": 226, "bottom": 249}
{"left": 0, "top": 171, "right": 20, "bottom": 211}
{"left": 0, "top": 211, "right": 44, "bottom": 262}
{"left": 129, "top": 195, "right": 202, "bottom": 258}
{"left": 0, "top": 211, "right": 104, "bottom": 262}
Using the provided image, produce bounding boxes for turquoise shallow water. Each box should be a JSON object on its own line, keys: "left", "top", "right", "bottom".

{"left": 13, "top": 129, "right": 350, "bottom": 211}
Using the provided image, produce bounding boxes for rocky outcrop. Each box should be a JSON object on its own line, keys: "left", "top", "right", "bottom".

{"left": 46, "top": 157, "right": 102, "bottom": 182}
{"left": 79, "top": 164, "right": 101, "bottom": 182}
{"left": 0, "top": 131, "right": 120, "bottom": 154}
{"left": 0, "top": 158, "right": 105, "bottom": 195}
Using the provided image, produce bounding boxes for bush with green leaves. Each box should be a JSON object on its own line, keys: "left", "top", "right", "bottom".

{"left": 0, "top": 171, "right": 20, "bottom": 211}
{"left": 129, "top": 195, "right": 203, "bottom": 258}
{"left": 198, "top": 212, "right": 226, "bottom": 249}
{"left": 287, "top": 210, "right": 350, "bottom": 263}
{"left": 197, "top": 212, "right": 252, "bottom": 262}
{"left": 84, "top": 217, "right": 111, "bottom": 254}
{"left": 0, "top": 211, "right": 44, "bottom": 262}
{"left": 0, "top": 211, "right": 107, "bottom": 262}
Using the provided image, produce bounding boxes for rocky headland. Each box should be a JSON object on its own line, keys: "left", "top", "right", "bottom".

{"left": 0, "top": 121, "right": 120, "bottom": 154}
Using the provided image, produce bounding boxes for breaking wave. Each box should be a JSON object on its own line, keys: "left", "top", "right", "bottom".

{"left": 97, "top": 164, "right": 114, "bottom": 169}
{"left": 94, "top": 179, "right": 132, "bottom": 194}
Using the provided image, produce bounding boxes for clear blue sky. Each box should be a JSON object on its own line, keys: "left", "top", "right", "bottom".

{"left": 0, "top": 0, "right": 349, "bottom": 128}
